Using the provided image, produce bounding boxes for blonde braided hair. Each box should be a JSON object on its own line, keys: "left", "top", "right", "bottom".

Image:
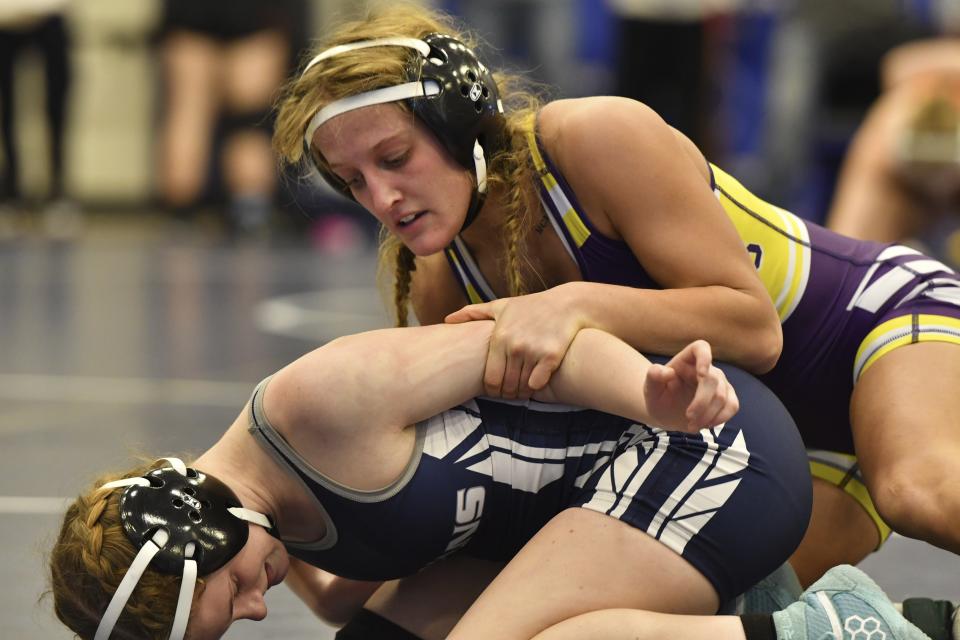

{"left": 391, "top": 241, "right": 417, "bottom": 327}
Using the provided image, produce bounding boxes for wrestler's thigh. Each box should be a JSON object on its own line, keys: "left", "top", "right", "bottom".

{"left": 532, "top": 608, "right": 747, "bottom": 640}
{"left": 447, "top": 507, "right": 718, "bottom": 640}
{"left": 851, "top": 341, "right": 960, "bottom": 482}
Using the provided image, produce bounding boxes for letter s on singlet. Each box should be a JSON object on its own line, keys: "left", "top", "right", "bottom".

{"left": 456, "top": 486, "right": 485, "bottom": 524}
{"left": 444, "top": 486, "right": 486, "bottom": 554}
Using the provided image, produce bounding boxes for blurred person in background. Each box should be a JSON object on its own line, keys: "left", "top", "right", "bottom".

{"left": 440, "top": 0, "right": 579, "bottom": 98}
{"left": 826, "top": 38, "right": 960, "bottom": 269}
{"left": 154, "top": 0, "right": 310, "bottom": 238}
{"left": 0, "top": 0, "right": 78, "bottom": 239}
{"left": 605, "top": 0, "right": 740, "bottom": 153}
{"left": 606, "top": 1, "right": 798, "bottom": 180}
{"left": 756, "top": 0, "right": 947, "bottom": 222}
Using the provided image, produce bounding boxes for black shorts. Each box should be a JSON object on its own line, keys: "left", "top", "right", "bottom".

{"left": 159, "top": 0, "right": 304, "bottom": 41}
{"left": 336, "top": 609, "right": 422, "bottom": 640}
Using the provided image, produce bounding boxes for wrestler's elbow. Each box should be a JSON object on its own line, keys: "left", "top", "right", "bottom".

{"left": 744, "top": 320, "right": 782, "bottom": 374}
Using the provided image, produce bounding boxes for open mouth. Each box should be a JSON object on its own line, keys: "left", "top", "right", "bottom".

{"left": 265, "top": 556, "right": 289, "bottom": 589}
{"left": 398, "top": 211, "right": 426, "bottom": 227}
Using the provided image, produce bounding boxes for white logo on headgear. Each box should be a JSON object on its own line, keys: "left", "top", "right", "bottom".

{"left": 469, "top": 82, "right": 483, "bottom": 102}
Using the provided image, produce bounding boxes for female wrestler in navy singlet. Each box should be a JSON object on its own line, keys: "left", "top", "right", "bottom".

{"left": 51, "top": 320, "right": 820, "bottom": 639}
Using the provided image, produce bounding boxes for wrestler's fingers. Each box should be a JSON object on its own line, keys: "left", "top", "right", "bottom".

{"left": 483, "top": 348, "right": 507, "bottom": 397}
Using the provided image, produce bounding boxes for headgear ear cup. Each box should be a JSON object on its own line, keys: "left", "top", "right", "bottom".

{"left": 117, "top": 467, "right": 253, "bottom": 574}
{"left": 411, "top": 34, "right": 505, "bottom": 178}
{"left": 94, "top": 460, "right": 274, "bottom": 640}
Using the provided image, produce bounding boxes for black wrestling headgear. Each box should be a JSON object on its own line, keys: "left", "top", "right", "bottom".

{"left": 93, "top": 458, "right": 273, "bottom": 640}
{"left": 301, "top": 33, "right": 506, "bottom": 231}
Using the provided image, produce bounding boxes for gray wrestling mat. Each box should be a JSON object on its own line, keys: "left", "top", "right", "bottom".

{"left": 2, "top": 215, "right": 956, "bottom": 639}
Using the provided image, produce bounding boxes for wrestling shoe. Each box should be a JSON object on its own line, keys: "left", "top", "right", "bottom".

{"left": 738, "top": 563, "right": 805, "bottom": 614}
{"left": 773, "top": 564, "right": 932, "bottom": 640}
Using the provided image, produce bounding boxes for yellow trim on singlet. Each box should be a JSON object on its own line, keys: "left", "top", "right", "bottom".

{"left": 526, "top": 130, "right": 591, "bottom": 248}
{"left": 528, "top": 132, "right": 817, "bottom": 319}
{"left": 445, "top": 248, "right": 486, "bottom": 304}
{"left": 710, "top": 164, "right": 812, "bottom": 323}
{"left": 561, "top": 207, "right": 590, "bottom": 247}
{"left": 527, "top": 128, "right": 547, "bottom": 173}
{"left": 464, "top": 284, "right": 484, "bottom": 305}
{"left": 855, "top": 314, "right": 960, "bottom": 380}
{"left": 808, "top": 458, "right": 893, "bottom": 547}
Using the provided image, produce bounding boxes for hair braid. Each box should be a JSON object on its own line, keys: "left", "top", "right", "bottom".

{"left": 80, "top": 491, "right": 112, "bottom": 576}
{"left": 393, "top": 244, "right": 416, "bottom": 326}
{"left": 502, "top": 205, "right": 528, "bottom": 297}
{"left": 489, "top": 108, "right": 543, "bottom": 297}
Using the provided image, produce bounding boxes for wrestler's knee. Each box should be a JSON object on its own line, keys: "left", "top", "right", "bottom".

{"left": 868, "top": 459, "right": 958, "bottom": 540}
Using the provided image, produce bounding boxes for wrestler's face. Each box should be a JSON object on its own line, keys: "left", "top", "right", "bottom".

{"left": 186, "top": 524, "right": 289, "bottom": 639}
{"left": 314, "top": 103, "right": 474, "bottom": 256}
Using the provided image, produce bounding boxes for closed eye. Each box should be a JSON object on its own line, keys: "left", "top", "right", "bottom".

{"left": 383, "top": 151, "right": 409, "bottom": 169}
{"left": 336, "top": 148, "right": 408, "bottom": 193}
{"left": 331, "top": 170, "right": 364, "bottom": 192}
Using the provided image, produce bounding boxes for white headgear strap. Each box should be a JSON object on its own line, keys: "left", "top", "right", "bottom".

{"left": 94, "top": 529, "right": 170, "bottom": 640}
{"left": 301, "top": 38, "right": 436, "bottom": 151}
{"left": 92, "top": 458, "right": 271, "bottom": 640}
{"left": 300, "top": 37, "right": 488, "bottom": 194}
{"left": 303, "top": 81, "right": 441, "bottom": 152}
{"left": 168, "top": 542, "right": 197, "bottom": 640}
{"left": 302, "top": 37, "right": 431, "bottom": 74}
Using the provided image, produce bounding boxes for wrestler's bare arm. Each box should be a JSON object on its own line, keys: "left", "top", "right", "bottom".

{"left": 265, "top": 321, "right": 733, "bottom": 441}
{"left": 534, "top": 329, "right": 737, "bottom": 432}
{"left": 284, "top": 558, "right": 383, "bottom": 627}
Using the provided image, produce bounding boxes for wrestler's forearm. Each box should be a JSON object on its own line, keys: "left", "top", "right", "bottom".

{"left": 534, "top": 328, "right": 653, "bottom": 423}
{"left": 561, "top": 280, "right": 780, "bottom": 374}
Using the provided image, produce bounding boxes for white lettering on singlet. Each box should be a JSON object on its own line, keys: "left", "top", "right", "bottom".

{"left": 443, "top": 486, "right": 486, "bottom": 554}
